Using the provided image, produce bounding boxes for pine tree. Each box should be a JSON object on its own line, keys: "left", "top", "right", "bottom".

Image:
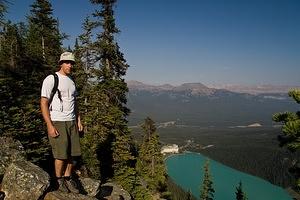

{"left": 186, "top": 190, "right": 194, "bottom": 200}
{"left": 235, "top": 181, "right": 248, "bottom": 200}
{"left": 200, "top": 160, "right": 215, "bottom": 200}
{"left": 273, "top": 89, "right": 300, "bottom": 190}
{"left": 72, "top": 39, "right": 88, "bottom": 94}
{"left": 136, "top": 117, "right": 167, "bottom": 193}
{"left": 85, "top": 1, "right": 139, "bottom": 195}
{"left": 0, "top": 22, "right": 24, "bottom": 69}
{"left": 73, "top": 13, "right": 107, "bottom": 179}
{"left": 26, "top": 0, "right": 63, "bottom": 70}
{"left": 78, "top": 16, "right": 98, "bottom": 74}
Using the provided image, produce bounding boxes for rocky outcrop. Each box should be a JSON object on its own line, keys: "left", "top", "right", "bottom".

{"left": 1, "top": 160, "right": 50, "bottom": 200}
{"left": 44, "top": 191, "right": 98, "bottom": 200}
{"left": 0, "top": 137, "right": 133, "bottom": 200}
{"left": 0, "top": 137, "right": 26, "bottom": 179}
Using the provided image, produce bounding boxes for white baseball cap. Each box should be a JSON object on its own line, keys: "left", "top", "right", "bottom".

{"left": 59, "top": 52, "right": 75, "bottom": 64}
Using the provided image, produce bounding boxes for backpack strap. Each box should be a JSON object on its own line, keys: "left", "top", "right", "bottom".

{"left": 48, "top": 73, "right": 62, "bottom": 107}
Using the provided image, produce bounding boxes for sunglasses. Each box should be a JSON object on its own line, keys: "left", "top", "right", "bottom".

{"left": 62, "top": 61, "right": 75, "bottom": 65}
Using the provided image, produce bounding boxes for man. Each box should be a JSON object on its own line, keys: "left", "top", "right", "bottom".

{"left": 41, "top": 52, "right": 83, "bottom": 193}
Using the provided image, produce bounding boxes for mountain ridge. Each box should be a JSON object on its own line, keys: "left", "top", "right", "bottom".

{"left": 126, "top": 80, "right": 299, "bottom": 127}
{"left": 127, "top": 80, "right": 300, "bottom": 95}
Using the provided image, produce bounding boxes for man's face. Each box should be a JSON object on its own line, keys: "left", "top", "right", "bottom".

{"left": 60, "top": 61, "right": 74, "bottom": 75}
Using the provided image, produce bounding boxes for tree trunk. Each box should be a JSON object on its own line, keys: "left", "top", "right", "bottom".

{"left": 151, "top": 155, "right": 154, "bottom": 176}
{"left": 42, "top": 35, "right": 45, "bottom": 61}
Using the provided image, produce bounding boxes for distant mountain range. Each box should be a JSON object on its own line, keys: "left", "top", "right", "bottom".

{"left": 127, "top": 80, "right": 300, "bottom": 95}
{"left": 126, "top": 81, "right": 300, "bottom": 127}
{"left": 127, "top": 81, "right": 215, "bottom": 95}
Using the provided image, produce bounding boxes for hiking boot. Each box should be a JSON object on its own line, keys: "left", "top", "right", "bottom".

{"left": 57, "top": 177, "right": 69, "bottom": 193}
{"left": 64, "top": 176, "right": 80, "bottom": 194}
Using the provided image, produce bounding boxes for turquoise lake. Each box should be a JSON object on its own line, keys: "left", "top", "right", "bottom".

{"left": 165, "top": 152, "right": 292, "bottom": 200}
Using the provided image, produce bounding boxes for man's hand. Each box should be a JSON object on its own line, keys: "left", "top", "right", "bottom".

{"left": 77, "top": 120, "right": 83, "bottom": 132}
{"left": 47, "top": 124, "right": 59, "bottom": 138}
{"left": 41, "top": 97, "right": 59, "bottom": 137}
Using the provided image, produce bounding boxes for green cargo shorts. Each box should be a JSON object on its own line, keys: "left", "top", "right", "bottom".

{"left": 49, "top": 121, "right": 81, "bottom": 159}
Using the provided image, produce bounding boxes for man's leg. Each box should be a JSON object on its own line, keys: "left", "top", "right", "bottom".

{"left": 63, "top": 121, "right": 80, "bottom": 193}
{"left": 63, "top": 160, "right": 73, "bottom": 177}
{"left": 54, "top": 159, "right": 69, "bottom": 192}
{"left": 49, "top": 122, "right": 70, "bottom": 192}
{"left": 63, "top": 159, "right": 79, "bottom": 193}
{"left": 55, "top": 159, "right": 66, "bottom": 177}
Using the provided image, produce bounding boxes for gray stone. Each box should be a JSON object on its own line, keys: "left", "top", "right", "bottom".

{"left": 98, "top": 182, "right": 132, "bottom": 200}
{"left": 1, "top": 160, "right": 50, "bottom": 200}
{"left": 79, "top": 177, "right": 101, "bottom": 197}
{"left": 0, "top": 137, "right": 26, "bottom": 178}
{"left": 44, "top": 191, "right": 98, "bottom": 200}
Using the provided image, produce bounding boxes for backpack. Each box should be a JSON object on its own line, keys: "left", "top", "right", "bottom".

{"left": 48, "top": 73, "right": 62, "bottom": 106}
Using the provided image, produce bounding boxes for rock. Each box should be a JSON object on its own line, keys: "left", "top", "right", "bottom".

{"left": 79, "top": 177, "right": 101, "bottom": 196}
{"left": 0, "top": 137, "right": 26, "bottom": 179}
{"left": 44, "top": 191, "right": 98, "bottom": 200}
{"left": 98, "top": 182, "right": 132, "bottom": 200}
{"left": 1, "top": 160, "right": 50, "bottom": 200}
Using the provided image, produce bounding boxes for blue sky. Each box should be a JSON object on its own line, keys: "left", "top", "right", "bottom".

{"left": 5, "top": 0, "right": 300, "bottom": 86}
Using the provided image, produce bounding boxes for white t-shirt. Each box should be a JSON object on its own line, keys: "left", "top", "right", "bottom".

{"left": 41, "top": 72, "right": 77, "bottom": 121}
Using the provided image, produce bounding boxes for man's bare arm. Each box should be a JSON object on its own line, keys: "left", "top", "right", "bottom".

{"left": 74, "top": 100, "right": 83, "bottom": 132}
{"left": 40, "top": 97, "right": 59, "bottom": 137}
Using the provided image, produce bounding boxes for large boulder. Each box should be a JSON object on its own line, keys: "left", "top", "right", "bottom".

{"left": 98, "top": 182, "right": 132, "bottom": 200}
{"left": 1, "top": 160, "right": 50, "bottom": 200}
{"left": 44, "top": 191, "right": 98, "bottom": 200}
{"left": 0, "top": 137, "right": 26, "bottom": 179}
